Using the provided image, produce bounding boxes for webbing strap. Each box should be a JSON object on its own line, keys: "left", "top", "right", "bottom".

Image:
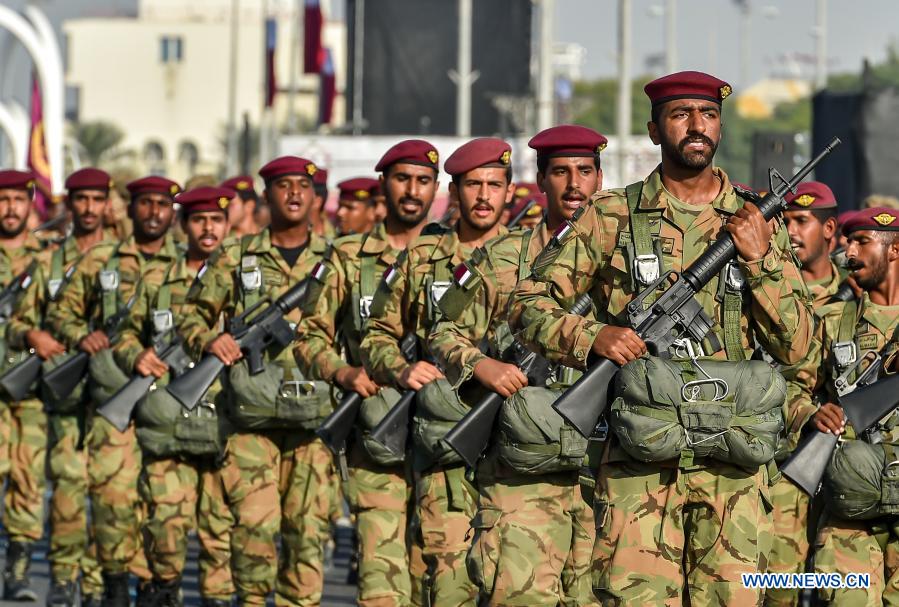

{"left": 50, "top": 246, "right": 64, "bottom": 283}
{"left": 360, "top": 253, "right": 377, "bottom": 299}
{"left": 101, "top": 250, "right": 122, "bottom": 323}
{"left": 239, "top": 235, "right": 261, "bottom": 309}
{"left": 517, "top": 230, "right": 532, "bottom": 282}
{"left": 625, "top": 181, "right": 663, "bottom": 305}
{"left": 838, "top": 299, "right": 860, "bottom": 344}
{"left": 723, "top": 289, "right": 746, "bottom": 361}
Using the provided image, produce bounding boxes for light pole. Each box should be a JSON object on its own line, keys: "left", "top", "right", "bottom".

{"left": 617, "top": 0, "right": 632, "bottom": 186}
{"left": 226, "top": 0, "right": 240, "bottom": 175}
{"left": 814, "top": 0, "right": 827, "bottom": 90}
{"left": 448, "top": 0, "right": 478, "bottom": 137}
{"left": 536, "top": 0, "right": 555, "bottom": 131}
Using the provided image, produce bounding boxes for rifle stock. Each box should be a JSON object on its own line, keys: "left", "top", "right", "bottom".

{"left": 0, "top": 354, "right": 43, "bottom": 401}
{"left": 42, "top": 352, "right": 90, "bottom": 398}
{"left": 166, "top": 354, "right": 224, "bottom": 412}
{"left": 443, "top": 392, "right": 503, "bottom": 468}
{"left": 368, "top": 389, "right": 416, "bottom": 458}
{"left": 842, "top": 373, "right": 899, "bottom": 434}
{"left": 779, "top": 430, "right": 840, "bottom": 496}
{"left": 316, "top": 391, "right": 363, "bottom": 454}
{"left": 827, "top": 282, "right": 856, "bottom": 304}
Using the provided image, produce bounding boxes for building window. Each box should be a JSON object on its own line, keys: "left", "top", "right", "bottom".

{"left": 160, "top": 36, "right": 183, "bottom": 64}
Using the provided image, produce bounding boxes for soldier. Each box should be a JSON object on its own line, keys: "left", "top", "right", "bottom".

{"left": 361, "top": 137, "right": 512, "bottom": 606}
{"left": 508, "top": 191, "right": 546, "bottom": 230}
{"left": 49, "top": 175, "right": 183, "bottom": 607}
{"left": 509, "top": 71, "right": 816, "bottom": 604}
{"left": 429, "top": 126, "right": 605, "bottom": 605}
{"left": 0, "top": 170, "right": 62, "bottom": 601}
{"left": 311, "top": 168, "right": 338, "bottom": 241}
{"left": 334, "top": 178, "right": 379, "bottom": 236}
{"left": 180, "top": 156, "right": 335, "bottom": 606}
{"left": 44, "top": 168, "right": 118, "bottom": 607}
{"left": 221, "top": 175, "right": 261, "bottom": 238}
{"left": 112, "top": 186, "right": 235, "bottom": 607}
{"left": 501, "top": 182, "right": 539, "bottom": 226}
{"left": 806, "top": 207, "right": 899, "bottom": 605}
{"left": 294, "top": 140, "right": 438, "bottom": 607}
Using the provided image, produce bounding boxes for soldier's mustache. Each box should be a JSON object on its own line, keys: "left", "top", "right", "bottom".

{"left": 399, "top": 197, "right": 423, "bottom": 207}
{"left": 679, "top": 135, "right": 714, "bottom": 151}
{"left": 846, "top": 259, "right": 865, "bottom": 271}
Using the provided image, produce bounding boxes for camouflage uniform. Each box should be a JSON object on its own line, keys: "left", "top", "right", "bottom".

{"left": 811, "top": 294, "right": 899, "bottom": 605}
{"left": 806, "top": 260, "right": 843, "bottom": 306}
{"left": 43, "top": 233, "right": 113, "bottom": 599}
{"left": 362, "top": 222, "right": 508, "bottom": 607}
{"left": 48, "top": 234, "right": 182, "bottom": 581}
{"left": 180, "top": 229, "right": 335, "bottom": 606}
{"left": 429, "top": 223, "right": 598, "bottom": 606}
{"left": 112, "top": 253, "right": 234, "bottom": 601}
{"left": 294, "top": 222, "right": 424, "bottom": 607}
{"left": 509, "top": 168, "right": 816, "bottom": 605}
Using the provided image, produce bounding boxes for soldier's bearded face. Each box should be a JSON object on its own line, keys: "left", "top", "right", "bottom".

{"left": 183, "top": 210, "right": 228, "bottom": 258}
{"left": 652, "top": 100, "right": 721, "bottom": 171}
{"left": 538, "top": 157, "right": 601, "bottom": 226}
{"left": 130, "top": 193, "right": 175, "bottom": 240}
{"left": 784, "top": 210, "right": 833, "bottom": 266}
{"left": 382, "top": 163, "right": 437, "bottom": 226}
{"left": 68, "top": 189, "right": 109, "bottom": 235}
{"left": 846, "top": 230, "right": 895, "bottom": 290}
{"left": 0, "top": 188, "right": 31, "bottom": 238}
{"left": 265, "top": 175, "right": 314, "bottom": 228}
{"left": 454, "top": 166, "right": 511, "bottom": 232}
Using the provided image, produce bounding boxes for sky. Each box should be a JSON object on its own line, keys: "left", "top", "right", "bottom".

{"left": 0, "top": 0, "right": 897, "bottom": 110}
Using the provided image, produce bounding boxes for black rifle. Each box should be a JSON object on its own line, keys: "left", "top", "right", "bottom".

{"left": 316, "top": 333, "right": 417, "bottom": 455}
{"left": 166, "top": 278, "right": 311, "bottom": 411}
{"left": 826, "top": 281, "right": 856, "bottom": 304}
{"left": 96, "top": 332, "right": 192, "bottom": 432}
{"left": 507, "top": 199, "right": 538, "bottom": 229}
{"left": 443, "top": 293, "right": 594, "bottom": 467}
{"left": 41, "top": 295, "right": 137, "bottom": 401}
{"left": 0, "top": 263, "right": 41, "bottom": 401}
{"left": 553, "top": 138, "right": 842, "bottom": 437}
{"left": 781, "top": 349, "right": 899, "bottom": 495}
{"left": 363, "top": 332, "right": 422, "bottom": 459}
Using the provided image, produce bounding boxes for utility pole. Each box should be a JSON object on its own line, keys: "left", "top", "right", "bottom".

{"left": 738, "top": 0, "right": 751, "bottom": 88}
{"left": 259, "top": 0, "right": 271, "bottom": 163}
{"left": 617, "top": 0, "right": 631, "bottom": 185}
{"left": 351, "top": 0, "right": 365, "bottom": 135}
{"left": 226, "top": 0, "right": 240, "bottom": 174}
{"left": 287, "top": 0, "right": 300, "bottom": 133}
{"left": 449, "top": 0, "right": 478, "bottom": 137}
{"left": 665, "top": 0, "right": 676, "bottom": 73}
{"left": 536, "top": 0, "right": 555, "bottom": 131}
{"left": 815, "top": 0, "right": 827, "bottom": 90}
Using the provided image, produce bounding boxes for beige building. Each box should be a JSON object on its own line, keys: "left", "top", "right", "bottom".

{"left": 64, "top": 0, "right": 346, "bottom": 181}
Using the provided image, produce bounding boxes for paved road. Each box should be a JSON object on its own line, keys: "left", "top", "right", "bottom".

{"left": 0, "top": 524, "right": 357, "bottom": 607}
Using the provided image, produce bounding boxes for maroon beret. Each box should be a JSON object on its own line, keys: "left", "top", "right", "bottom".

{"left": 842, "top": 207, "right": 899, "bottom": 235}
{"left": 126, "top": 176, "right": 181, "bottom": 198}
{"left": 312, "top": 168, "right": 329, "bottom": 186}
{"left": 785, "top": 181, "right": 837, "bottom": 210}
{"left": 444, "top": 138, "right": 511, "bottom": 176}
{"left": 837, "top": 209, "right": 861, "bottom": 227}
{"left": 528, "top": 125, "right": 608, "bottom": 158}
{"left": 220, "top": 175, "right": 256, "bottom": 195}
{"left": 258, "top": 156, "right": 319, "bottom": 182}
{"left": 645, "top": 71, "right": 732, "bottom": 107}
{"left": 512, "top": 182, "right": 540, "bottom": 200}
{"left": 176, "top": 186, "right": 235, "bottom": 216}
{"left": 375, "top": 139, "right": 440, "bottom": 172}
{"left": 0, "top": 170, "right": 35, "bottom": 191}
{"left": 65, "top": 168, "right": 113, "bottom": 193}
{"left": 338, "top": 177, "right": 380, "bottom": 202}
{"left": 510, "top": 192, "right": 547, "bottom": 218}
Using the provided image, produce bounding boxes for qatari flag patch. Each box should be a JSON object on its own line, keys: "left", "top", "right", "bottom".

{"left": 452, "top": 262, "right": 475, "bottom": 288}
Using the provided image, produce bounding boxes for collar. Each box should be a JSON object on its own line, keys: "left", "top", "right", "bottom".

{"left": 117, "top": 233, "right": 179, "bottom": 262}
{"left": 859, "top": 292, "right": 899, "bottom": 339}
{"left": 360, "top": 222, "right": 390, "bottom": 255}
{"left": 638, "top": 165, "right": 741, "bottom": 216}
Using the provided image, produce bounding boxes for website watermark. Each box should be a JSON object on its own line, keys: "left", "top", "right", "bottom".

{"left": 741, "top": 572, "right": 870, "bottom": 590}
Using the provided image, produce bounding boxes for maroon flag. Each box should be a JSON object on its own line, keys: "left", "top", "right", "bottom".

{"left": 319, "top": 48, "right": 335, "bottom": 124}
{"left": 303, "top": 0, "right": 324, "bottom": 73}
{"left": 264, "top": 18, "right": 277, "bottom": 107}
{"left": 26, "top": 74, "right": 51, "bottom": 217}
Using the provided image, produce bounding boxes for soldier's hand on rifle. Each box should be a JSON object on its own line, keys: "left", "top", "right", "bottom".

{"left": 398, "top": 361, "right": 444, "bottom": 391}
{"left": 135, "top": 347, "right": 169, "bottom": 378}
{"left": 592, "top": 325, "right": 647, "bottom": 366}
{"left": 813, "top": 402, "right": 846, "bottom": 435}
{"left": 335, "top": 366, "right": 379, "bottom": 398}
{"left": 206, "top": 334, "right": 242, "bottom": 366}
{"left": 726, "top": 201, "right": 775, "bottom": 261}
{"left": 25, "top": 329, "right": 66, "bottom": 360}
{"left": 79, "top": 329, "right": 110, "bottom": 354}
{"left": 473, "top": 358, "right": 528, "bottom": 398}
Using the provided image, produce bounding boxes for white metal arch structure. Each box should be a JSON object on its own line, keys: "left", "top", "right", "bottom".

{"left": 0, "top": 4, "right": 64, "bottom": 194}
{"left": 0, "top": 101, "right": 28, "bottom": 169}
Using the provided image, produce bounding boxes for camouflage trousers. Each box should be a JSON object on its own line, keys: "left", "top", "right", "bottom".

{"left": 764, "top": 476, "right": 810, "bottom": 607}
{"left": 345, "top": 442, "right": 426, "bottom": 607}
{"left": 812, "top": 516, "right": 899, "bottom": 606}
{"left": 0, "top": 398, "right": 47, "bottom": 542}
{"left": 47, "top": 413, "right": 103, "bottom": 596}
{"left": 468, "top": 459, "right": 598, "bottom": 606}
{"left": 415, "top": 465, "right": 478, "bottom": 607}
{"left": 219, "top": 431, "right": 333, "bottom": 606}
{"left": 86, "top": 415, "right": 151, "bottom": 579}
{"left": 592, "top": 458, "right": 773, "bottom": 606}
{"left": 140, "top": 457, "right": 234, "bottom": 599}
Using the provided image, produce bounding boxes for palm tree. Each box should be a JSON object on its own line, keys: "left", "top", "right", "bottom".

{"left": 72, "top": 120, "right": 127, "bottom": 166}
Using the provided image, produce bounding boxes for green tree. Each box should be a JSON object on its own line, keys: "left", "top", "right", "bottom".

{"left": 72, "top": 120, "right": 128, "bottom": 166}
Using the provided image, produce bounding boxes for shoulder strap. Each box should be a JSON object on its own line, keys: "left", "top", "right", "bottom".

{"left": 838, "top": 299, "right": 860, "bottom": 345}
{"left": 238, "top": 235, "right": 262, "bottom": 308}
{"left": 101, "top": 244, "right": 123, "bottom": 322}
{"left": 626, "top": 180, "right": 664, "bottom": 303}
{"left": 517, "top": 230, "right": 532, "bottom": 282}
{"left": 360, "top": 251, "right": 377, "bottom": 298}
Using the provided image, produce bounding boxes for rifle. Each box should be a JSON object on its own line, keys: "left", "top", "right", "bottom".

{"left": 316, "top": 333, "right": 417, "bottom": 455}
{"left": 552, "top": 138, "right": 842, "bottom": 437}
{"left": 96, "top": 332, "right": 191, "bottom": 432}
{"left": 0, "top": 263, "right": 41, "bottom": 401}
{"left": 826, "top": 281, "right": 856, "bottom": 304}
{"left": 41, "top": 295, "right": 137, "bottom": 401}
{"left": 443, "top": 293, "right": 594, "bottom": 467}
{"left": 781, "top": 348, "right": 899, "bottom": 495}
{"left": 166, "top": 278, "right": 311, "bottom": 411}
{"left": 507, "top": 199, "right": 538, "bottom": 229}
{"left": 364, "top": 332, "right": 422, "bottom": 459}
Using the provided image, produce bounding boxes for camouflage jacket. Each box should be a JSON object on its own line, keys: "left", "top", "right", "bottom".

{"left": 429, "top": 223, "right": 553, "bottom": 387}
{"left": 807, "top": 259, "right": 844, "bottom": 307}
{"left": 361, "top": 222, "right": 507, "bottom": 387}
{"left": 1, "top": 232, "right": 51, "bottom": 351}
{"left": 179, "top": 228, "right": 329, "bottom": 366}
{"left": 294, "top": 222, "right": 401, "bottom": 381}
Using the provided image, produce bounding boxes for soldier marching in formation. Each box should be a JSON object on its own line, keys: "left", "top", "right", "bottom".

{"left": 1, "top": 69, "right": 897, "bottom": 607}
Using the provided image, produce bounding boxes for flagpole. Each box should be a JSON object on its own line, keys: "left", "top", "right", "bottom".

{"left": 287, "top": 0, "right": 300, "bottom": 133}
{"left": 260, "top": 0, "right": 271, "bottom": 164}
{"left": 226, "top": 0, "right": 240, "bottom": 174}
{"left": 351, "top": 0, "right": 365, "bottom": 135}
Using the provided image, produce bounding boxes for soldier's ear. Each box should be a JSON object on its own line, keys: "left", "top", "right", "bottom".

{"left": 647, "top": 121, "right": 660, "bottom": 145}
